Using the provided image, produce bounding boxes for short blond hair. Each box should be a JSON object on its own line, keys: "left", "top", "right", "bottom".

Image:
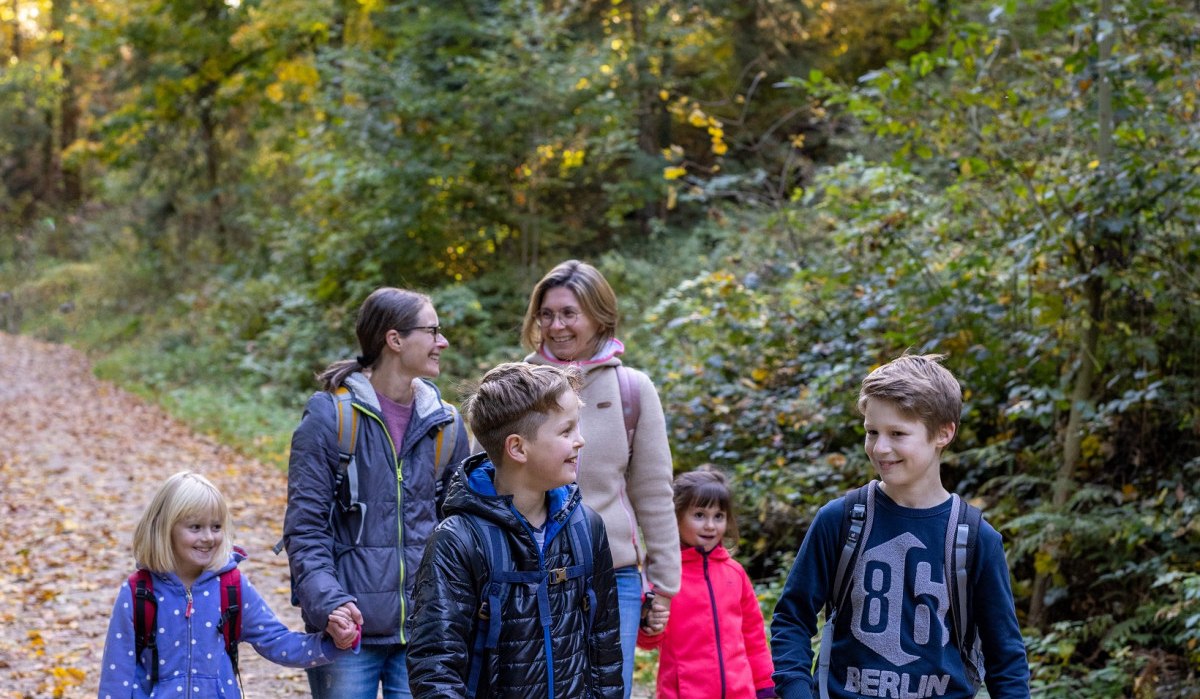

{"left": 132, "top": 471, "right": 234, "bottom": 574}
{"left": 857, "top": 353, "right": 962, "bottom": 442}
{"left": 463, "top": 362, "right": 583, "bottom": 464}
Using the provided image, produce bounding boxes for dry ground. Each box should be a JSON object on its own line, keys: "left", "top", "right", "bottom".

{"left": 0, "top": 332, "right": 654, "bottom": 698}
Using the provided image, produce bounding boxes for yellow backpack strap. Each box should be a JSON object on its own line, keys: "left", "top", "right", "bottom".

{"left": 434, "top": 402, "right": 460, "bottom": 482}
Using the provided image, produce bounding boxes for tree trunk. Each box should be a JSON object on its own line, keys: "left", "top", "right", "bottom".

{"left": 1028, "top": 0, "right": 1113, "bottom": 629}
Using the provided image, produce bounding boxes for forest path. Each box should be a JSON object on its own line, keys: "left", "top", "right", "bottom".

{"left": 0, "top": 332, "right": 310, "bottom": 699}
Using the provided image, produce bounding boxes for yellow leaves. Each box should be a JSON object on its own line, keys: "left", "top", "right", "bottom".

{"left": 712, "top": 140, "right": 728, "bottom": 156}
{"left": 687, "top": 109, "right": 708, "bottom": 128}
{"left": 610, "top": 38, "right": 624, "bottom": 51}
{"left": 791, "top": 133, "right": 807, "bottom": 149}
{"left": 600, "top": 64, "right": 613, "bottom": 75}
{"left": 575, "top": 77, "right": 591, "bottom": 91}
{"left": 1087, "top": 159, "right": 1100, "bottom": 169}
{"left": 751, "top": 367, "right": 769, "bottom": 383}
{"left": 663, "top": 166, "right": 687, "bottom": 181}
{"left": 266, "top": 58, "right": 321, "bottom": 104}
{"left": 826, "top": 453, "right": 848, "bottom": 469}
{"left": 659, "top": 89, "right": 670, "bottom": 101}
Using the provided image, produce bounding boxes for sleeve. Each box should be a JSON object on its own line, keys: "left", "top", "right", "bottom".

{"left": 770, "top": 500, "right": 843, "bottom": 699}
{"left": 975, "top": 524, "right": 1032, "bottom": 699}
{"left": 737, "top": 564, "right": 776, "bottom": 693}
{"left": 588, "top": 509, "right": 626, "bottom": 699}
{"left": 625, "top": 369, "right": 682, "bottom": 597}
{"left": 97, "top": 582, "right": 138, "bottom": 698}
{"left": 238, "top": 572, "right": 342, "bottom": 668}
{"left": 282, "top": 393, "right": 356, "bottom": 632}
{"left": 636, "top": 624, "right": 665, "bottom": 651}
{"left": 406, "top": 518, "right": 484, "bottom": 699}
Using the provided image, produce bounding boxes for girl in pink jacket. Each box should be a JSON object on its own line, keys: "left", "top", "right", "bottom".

{"left": 638, "top": 469, "right": 777, "bottom": 698}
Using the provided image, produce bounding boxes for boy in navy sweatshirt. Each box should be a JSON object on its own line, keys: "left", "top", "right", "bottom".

{"left": 771, "top": 353, "right": 1030, "bottom": 699}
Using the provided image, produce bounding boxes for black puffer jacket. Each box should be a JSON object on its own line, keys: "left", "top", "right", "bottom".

{"left": 407, "top": 454, "right": 624, "bottom": 698}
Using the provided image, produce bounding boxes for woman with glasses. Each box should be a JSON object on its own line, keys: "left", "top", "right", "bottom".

{"left": 520, "top": 260, "right": 682, "bottom": 698}
{"left": 280, "top": 286, "right": 471, "bottom": 699}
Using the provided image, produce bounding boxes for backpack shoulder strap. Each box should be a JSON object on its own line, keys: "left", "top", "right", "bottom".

{"left": 614, "top": 366, "right": 640, "bottom": 454}
{"left": 129, "top": 570, "right": 159, "bottom": 687}
{"left": 946, "top": 495, "right": 985, "bottom": 690}
{"left": 818, "top": 481, "right": 877, "bottom": 699}
{"left": 273, "top": 387, "right": 361, "bottom": 555}
{"left": 564, "top": 505, "right": 597, "bottom": 636}
{"left": 464, "top": 515, "right": 515, "bottom": 697}
{"left": 434, "top": 401, "right": 460, "bottom": 482}
{"left": 218, "top": 547, "right": 246, "bottom": 682}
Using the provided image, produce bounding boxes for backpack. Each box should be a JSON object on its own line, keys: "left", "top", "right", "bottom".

{"left": 129, "top": 547, "right": 244, "bottom": 689}
{"left": 613, "top": 365, "right": 640, "bottom": 455}
{"left": 274, "top": 386, "right": 461, "bottom": 553}
{"left": 463, "top": 504, "right": 598, "bottom": 698}
{"left": 817, "top": 480, "right": 985, "bottom": 699}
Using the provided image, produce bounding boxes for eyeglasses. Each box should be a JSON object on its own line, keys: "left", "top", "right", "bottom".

{"left": 537, "top": 308, "right": 581, "bottom": 327}
{"left": 400, "top": 325, "right": 444, "bottom": 339}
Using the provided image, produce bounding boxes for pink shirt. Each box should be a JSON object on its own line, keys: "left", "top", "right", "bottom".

{"left": 375, "top": 389, "right": 414, "bottom": 453}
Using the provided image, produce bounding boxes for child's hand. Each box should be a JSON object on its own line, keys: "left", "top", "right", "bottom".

{"left": 639, "top": 592, "right": 671, "bottom": 635}
{"left": 326, "top": 602, "right": 362, "bottom": 648}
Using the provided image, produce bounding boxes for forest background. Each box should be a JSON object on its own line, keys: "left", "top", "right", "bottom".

{"left": 2, "top": 0, "right": 1198, "bottom": 695}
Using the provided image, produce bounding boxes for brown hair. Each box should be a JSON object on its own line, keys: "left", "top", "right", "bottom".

{"left": 673, "top": 468, "right": 738, "bottom": 545}
{"left": 463, "top": 362, "right": 584, "bottom": 463}
{"left": 856, "top": 352, "right": 962, "bottom": 442}
{"left": 132, "top": 471, "right": 234, "bottom": 574}
{"left": 520, "top": 260, "right": 619, "bottom": 355}
{"left": 317, "top": 287, "right": 432, "bottom": 391}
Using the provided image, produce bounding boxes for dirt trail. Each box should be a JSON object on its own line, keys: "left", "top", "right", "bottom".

{"left": 0, "top": 332, "right": 310, "bottom": 698}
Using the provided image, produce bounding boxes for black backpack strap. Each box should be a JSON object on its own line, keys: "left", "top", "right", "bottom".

{"left": 129, "top": 570, "right": 158, "bottom": 687}
{"left": 818, "top": 481, "right": 877, "bottom": 699}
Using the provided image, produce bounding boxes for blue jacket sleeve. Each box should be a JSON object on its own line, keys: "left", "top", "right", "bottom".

{"left": 97, "top": 581, "right": 139, "bottom": 698}
{"left": 238, "top": 572, "right": 343, "bottom": 668}
{"left": 974, "top": 523, "right": 1031, "bottom": 698}
{"left": 282, "top": 393, "right": 356, "bottom": 632}
{"left": 770, "top": 500, "right": 844, "bottom": 699}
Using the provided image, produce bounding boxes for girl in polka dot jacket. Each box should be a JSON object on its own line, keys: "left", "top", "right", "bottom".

{"left": 98, "top": 471, "right": 357, "bottom": 698}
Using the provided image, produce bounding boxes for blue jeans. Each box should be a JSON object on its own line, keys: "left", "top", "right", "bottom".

{"left": 307, "top": 643, "right": 410, "bottom": 699}
{"left": 614, "top": 565, "right": 643, "bottom": 699}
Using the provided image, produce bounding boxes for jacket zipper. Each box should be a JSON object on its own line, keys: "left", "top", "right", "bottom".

{"left": 702, "top": 550, "right": 727, "bottom": 699}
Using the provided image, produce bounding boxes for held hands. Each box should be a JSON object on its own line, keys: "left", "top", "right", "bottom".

{"left": 639, "top": 591, "right": 671, "bottom": 636}
{"left": 326, "top": 602, "right": 363, "bottom": 650}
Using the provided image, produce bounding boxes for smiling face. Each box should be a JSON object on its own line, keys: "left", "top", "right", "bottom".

{"left": 521, "top": 391, "right": 586, "bottom": 491}
{"left": 171, "top": 510, "right": 224, "bottom": 585}
{"left": 395, "top": 302, "right": 448, "bottom": 379}
{"left": 678, "top": 503, "right": 727, "bottom": 552}
{"left": 538, "top": 287, "right": 600, "bottom": 362}
{"left": 862, "top": 398, "right": 955, "bottom": 503}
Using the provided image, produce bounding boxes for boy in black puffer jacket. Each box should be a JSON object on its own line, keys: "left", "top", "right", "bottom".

{"left": 406, "top": 363, "right": 623, "bottom": 698}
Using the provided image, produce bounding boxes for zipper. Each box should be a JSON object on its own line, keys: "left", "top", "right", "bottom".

{"left": 702, "top": 551, "right": 727, "bottom": 699}
{"left": 367, "top": 408, "right": 407, "bottom": 644}
{"left": 184, "top": 585, "right": 195, "bottom": 691}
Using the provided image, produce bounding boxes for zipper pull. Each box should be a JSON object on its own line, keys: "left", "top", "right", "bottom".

{"left": 185, "top": 588, "right": 194, "bottom": 618}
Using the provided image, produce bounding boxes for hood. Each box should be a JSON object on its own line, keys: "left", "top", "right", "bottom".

{"left": 343, "top": 371, "right": 448, "bottom": 423}
{"left": 527, "top": 338, "right": 626, "bottom": 373}
{"left": 442, "top": 453, "right": 582, "bottom": 551}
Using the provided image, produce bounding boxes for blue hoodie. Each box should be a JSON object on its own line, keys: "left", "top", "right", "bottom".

{"left": 98, "top": 550, "right": 341, "bottom": 699}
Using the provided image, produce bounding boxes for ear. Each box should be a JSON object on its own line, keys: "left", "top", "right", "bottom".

{"left": 504, "top": 433, "right": 529, "bottom": 464}
{"left": 384, "top": 328, "right": 405, "bottom": 352}
{"left": 933, "top": 422, "right": 956, "bottom": 449}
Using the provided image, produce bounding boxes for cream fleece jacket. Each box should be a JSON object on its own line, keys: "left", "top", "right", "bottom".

{"left": 527, "top": 341, "right": 681, "bottom": 597}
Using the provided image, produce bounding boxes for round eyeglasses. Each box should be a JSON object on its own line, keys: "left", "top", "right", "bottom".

{"left": 537, "top": 309, "right": 581, "bottom": 326}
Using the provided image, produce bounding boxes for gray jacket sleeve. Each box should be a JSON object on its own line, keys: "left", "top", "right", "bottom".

{"left": 282, "top": 393, "right": 356, "bottom": 632}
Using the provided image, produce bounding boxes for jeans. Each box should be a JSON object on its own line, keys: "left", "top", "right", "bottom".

{"left": 614, "top": 565, "right": 643, "bottom": 699}
{"left": 306, "top": 643, "right": 411, "bottom": 699}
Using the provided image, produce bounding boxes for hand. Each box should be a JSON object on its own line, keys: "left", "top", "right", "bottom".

{"left": 640, "top": 594, "right": 671, "bottom": 636}
{"left": 326, "top": 602, "right": 363, "bottom": 648}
